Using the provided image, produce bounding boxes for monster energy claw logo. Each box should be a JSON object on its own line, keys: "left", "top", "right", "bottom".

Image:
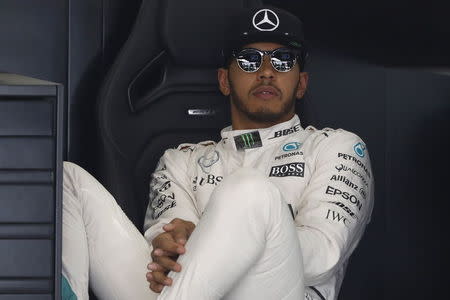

{"left": 234, "top": 131, "right": 262, "bottom": 151}
{"left": 241, "top": 133, "right": 255, "bottom": 147}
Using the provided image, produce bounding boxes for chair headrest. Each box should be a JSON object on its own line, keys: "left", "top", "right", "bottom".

{"left": 162, "top": 1, "right": 256, "bottom": 67}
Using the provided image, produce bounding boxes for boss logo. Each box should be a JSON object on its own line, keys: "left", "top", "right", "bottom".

{"left": 269, "top": 162, "right": 304, "bottom": 177}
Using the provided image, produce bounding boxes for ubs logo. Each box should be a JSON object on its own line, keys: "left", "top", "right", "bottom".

{"left": 192, "top": 175, "right": 223, "bottom": 191}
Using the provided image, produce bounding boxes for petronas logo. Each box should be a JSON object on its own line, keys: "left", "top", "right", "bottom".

{"left": 234, "top": 131, "right": 262, "bottom": 151}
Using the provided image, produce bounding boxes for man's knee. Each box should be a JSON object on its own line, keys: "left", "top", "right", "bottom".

{"left": 63, "top": 161, "right": 92, "bottom": 183}
{"left": 209, "top": 167, "right": 283, "bottom": 212}
{"left": 63, "top": 161, "right": 110, "bottom": 207}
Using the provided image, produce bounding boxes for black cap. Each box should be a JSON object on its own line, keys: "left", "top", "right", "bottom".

{"left": 222, "top": 6, "right": 308, "bottom": 66}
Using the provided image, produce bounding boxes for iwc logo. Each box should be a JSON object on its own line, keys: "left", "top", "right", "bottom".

{"left": 252, "top": 9, "right": 279, "bottom": 31}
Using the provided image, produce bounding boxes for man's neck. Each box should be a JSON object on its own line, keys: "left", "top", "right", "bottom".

{"left": 231, "top": 110, "right": 295, "bottom": 130}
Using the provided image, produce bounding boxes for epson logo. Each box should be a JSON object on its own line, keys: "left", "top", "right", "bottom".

{"left": 269, "top": 162, "right": 304, "bottom": 177}
{"left": 325, "top": 185, "right": 362, "bottom": 211}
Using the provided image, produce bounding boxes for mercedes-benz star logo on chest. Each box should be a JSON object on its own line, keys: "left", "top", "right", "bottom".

{"left": 252, "top": 9, "right": 279, "bottom": 31}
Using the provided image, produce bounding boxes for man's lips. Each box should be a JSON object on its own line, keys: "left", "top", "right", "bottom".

{"left": 252, "top": 86, "right": 280, "bottom": 99}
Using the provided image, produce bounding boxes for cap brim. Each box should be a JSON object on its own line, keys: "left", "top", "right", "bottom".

{"left": 233, "top": 32, "right": 304, "bottom": 50}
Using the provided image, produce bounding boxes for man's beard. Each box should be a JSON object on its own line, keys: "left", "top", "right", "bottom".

{"left": 229, "top": 82, "right": 297, "bottom": 124}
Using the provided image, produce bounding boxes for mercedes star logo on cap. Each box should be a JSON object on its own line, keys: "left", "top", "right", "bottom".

{"left": 252, "top": 9, "right": 280, "bottom": 32}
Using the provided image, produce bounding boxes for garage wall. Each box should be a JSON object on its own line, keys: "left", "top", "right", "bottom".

{"left": 0, "top": 0, "right": 141, "bottom": 174}
{"left": 0, "top": 1, "right": 68, "bottom": 85}
{"left": 384, "top": 69, "right": 450, "bottom": 299}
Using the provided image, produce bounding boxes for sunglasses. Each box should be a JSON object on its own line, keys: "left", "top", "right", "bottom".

{"left": 232, "top": 47, "right": 299, "bottom": 73}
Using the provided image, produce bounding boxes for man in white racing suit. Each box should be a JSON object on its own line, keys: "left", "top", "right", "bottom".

{"left": 143, "top": 6, "right": 374, "bottom": 300}
{"left": 144, "top": 116, "right": 373, "bottom": 300}
{"left": 62, "top": 6, "right": 374, "bottom": 300}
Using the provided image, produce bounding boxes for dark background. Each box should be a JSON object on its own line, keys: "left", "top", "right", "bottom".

{"left": 1, "top": 0, "right": 449, "bottom": 299}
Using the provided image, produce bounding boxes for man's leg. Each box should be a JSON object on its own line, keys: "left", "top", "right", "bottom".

{"left": 159, "top": 168, "right": 304, "bottom": 300}
{"left": 62, "top": 161, "right": 158, "bottom": 300}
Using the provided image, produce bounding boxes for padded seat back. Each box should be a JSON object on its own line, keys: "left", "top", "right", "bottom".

{"left": 97, "top": 0, "right": 261, "bottom": 228}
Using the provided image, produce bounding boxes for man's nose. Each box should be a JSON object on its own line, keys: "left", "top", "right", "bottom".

{"left": 257, "top": 55, "right": 275, "bottom": 80}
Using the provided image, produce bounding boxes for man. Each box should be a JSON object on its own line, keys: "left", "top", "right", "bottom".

{"left": 62, "top": 6, "right": 373, "bottom": 300}
{"left": 143, "top": 6, "right": 374, "bottom": 300}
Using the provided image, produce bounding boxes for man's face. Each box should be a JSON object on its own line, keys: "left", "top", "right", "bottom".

{"left": 218, "top": 42, "right": 308, "bottom": 128}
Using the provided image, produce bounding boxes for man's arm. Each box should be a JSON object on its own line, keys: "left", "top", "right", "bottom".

{"left": 143, "top": 146, "right": 200, "bottom": 243}
{"left": 143, "top": 146, "right": 200, "bottom": 292}
{"left": 295, "top": 130, "right": 374, "bottom": 286}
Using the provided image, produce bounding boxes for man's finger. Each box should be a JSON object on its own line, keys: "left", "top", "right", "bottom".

{"left": 152, "top": 235, "right": 184, "bottom": 254}
{"left": 163, "top": 223, "right": 175, "bottom": 231}
{"left": 149, "top": 281, "right": 164, "bottom": 293}
{"left": 153, "top": 255, "right": 182, "bottom": 272}
{"left": 146, "top": 271, "right": 153, "bottom": 283}
{"left": 167, "top": 219, "right": 196, "bottom": 245}
{"left": 151, "top": 271, "right": 173, "bottom": 286}
{"left": 147, "top": 262, "right": 166, "bottom": 272}
{"left": 171, "top": 226, "right": 189, "bottom": 245}
{"left": 151, "top": 248, "right": 173, "bottom": 259}
{"left": 151, "top": 247, "right": 183, "bottom": 264}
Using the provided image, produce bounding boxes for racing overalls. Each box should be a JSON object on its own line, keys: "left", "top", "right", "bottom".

{"left": 144, "top": 114, "right": 374, "bottom": 300}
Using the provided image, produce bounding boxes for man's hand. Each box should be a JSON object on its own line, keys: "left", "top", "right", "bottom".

{"left": 146, "top": 218, "right": 195, "bottom": 293}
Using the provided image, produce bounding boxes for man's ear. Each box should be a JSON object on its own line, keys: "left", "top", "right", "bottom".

{"left": 217, "top": 68, "right": 231, "bottom": 96}
{"left": 296, "top": 72, "right": 309, "bottom": 99}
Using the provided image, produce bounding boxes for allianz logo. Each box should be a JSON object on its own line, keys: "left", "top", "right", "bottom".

{"left": 283, "top": 142, "right": 302, "bottom": 151}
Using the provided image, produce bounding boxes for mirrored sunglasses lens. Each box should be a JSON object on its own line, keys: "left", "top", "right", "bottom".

{"left": 272, "top": 50, "right": 296, "bottom": 72}
{"left": 271, "top": 58, "right": 295, "bottom": 72}
{"left": 236, "top": 50, "right": 262, "bottom": 72}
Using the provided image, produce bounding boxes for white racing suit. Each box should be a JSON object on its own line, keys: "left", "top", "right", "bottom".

{"left": 62, "top": 114, "right": 373, "bottom": 300}
{"left": 143, "top": 114, "right": 374, "bottom": 300}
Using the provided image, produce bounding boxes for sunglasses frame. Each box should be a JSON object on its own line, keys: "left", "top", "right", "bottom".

{"left": 231, "top": 47, "right": 299, "bottom": 73}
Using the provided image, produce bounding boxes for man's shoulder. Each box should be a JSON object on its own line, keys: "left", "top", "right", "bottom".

{"left": 304, "top": 125, "right": 360, "bottom": 139}
{"left": 162, "top": 140, "right": 218, "bottom": 160}
{"left": 302, "top": 125, "right": 365, "bottom": 150}
{"left": 175, "top": 140, "right": 217, "bottom": 152}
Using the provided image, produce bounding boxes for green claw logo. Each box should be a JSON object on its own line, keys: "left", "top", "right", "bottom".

{"left": 241, "top": 133, "right": 255, "bottom": 148}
